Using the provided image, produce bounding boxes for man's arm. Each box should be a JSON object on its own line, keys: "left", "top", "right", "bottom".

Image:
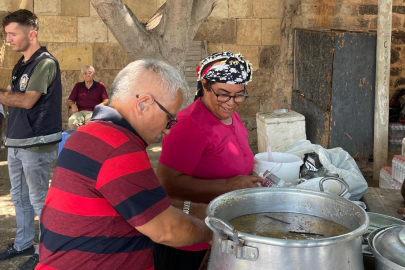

{"left": 136, "top": 205, "right": 212, "bottom": 247}
{"left": 0, "top": 90, "right": 41, "bottom": 109}
{"left": 98, "top": 99, "right": 109, "bottom": 106}
{"left": 170, "top": 199, "right": 207, "bottom": 220}
{"left": 67, "top": 99, "right": 78, "bottom": 113}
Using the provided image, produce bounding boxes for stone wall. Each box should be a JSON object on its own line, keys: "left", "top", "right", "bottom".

{"left": 0, "top": 0, "right": 405, "bottom": 152}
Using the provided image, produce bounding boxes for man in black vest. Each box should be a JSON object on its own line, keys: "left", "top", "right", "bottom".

{"left": 0, "top": 9, "right": 62, "bottom": 270}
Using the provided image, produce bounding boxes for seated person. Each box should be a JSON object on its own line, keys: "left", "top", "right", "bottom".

{"left": 67, "top": 65, "right": 109, "bottom": 129}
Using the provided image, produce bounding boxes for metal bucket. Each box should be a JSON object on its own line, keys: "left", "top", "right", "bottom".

{"left": 205, "top": 188, "right": 369, "bottom": 270}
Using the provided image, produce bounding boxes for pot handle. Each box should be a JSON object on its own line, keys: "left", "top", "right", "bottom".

{"left": 319, "top": 177, "right": 349, "bottom": 197}
{"left": 205, "top": 216, "right": 239, "bottom": 243}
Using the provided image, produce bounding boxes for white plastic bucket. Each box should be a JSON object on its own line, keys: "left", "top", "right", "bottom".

{"left": 254, "top": 152, "right": 303, "bottom": 184}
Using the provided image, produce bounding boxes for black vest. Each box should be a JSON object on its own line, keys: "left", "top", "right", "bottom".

{"left": 5, "top": 47, "right": 62, "bottom": 148}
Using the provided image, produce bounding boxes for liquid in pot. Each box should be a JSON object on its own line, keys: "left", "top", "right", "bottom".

{"left": 229, "top": 212, "right": 350, "bottom": 240}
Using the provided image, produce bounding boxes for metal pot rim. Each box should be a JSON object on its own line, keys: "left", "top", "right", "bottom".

{"left": 368, "top": 225, "right": 405, "bottom": 270}
{"left": 207, "top": 188, "right": 370, "bottom": 247}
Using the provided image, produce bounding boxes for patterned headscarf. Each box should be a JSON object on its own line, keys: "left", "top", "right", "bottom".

{"left": 194, "top": 52, "right": 253, "bottom": 100}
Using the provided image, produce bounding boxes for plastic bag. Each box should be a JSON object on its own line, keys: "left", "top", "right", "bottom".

{"left": 284, "top": 139, "right": 368, "bottom": 201}
{"left": 300, "top": 152, "right": 339, "bottom": 179}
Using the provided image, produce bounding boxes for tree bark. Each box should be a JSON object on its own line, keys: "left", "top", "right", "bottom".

{"left": 90, "top": 0, "right": 215, "bottom": 106}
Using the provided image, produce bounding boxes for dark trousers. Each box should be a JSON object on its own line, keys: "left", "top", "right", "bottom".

{"left": 153, "top": 243, "right": 207, "bottom": 270}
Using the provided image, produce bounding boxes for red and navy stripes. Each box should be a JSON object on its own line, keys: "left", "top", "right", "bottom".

{"left": 38, "top": 120, "right": 170, "bottom": 270}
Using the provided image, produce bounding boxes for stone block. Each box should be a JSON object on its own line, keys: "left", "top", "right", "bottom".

{"left": 332, "top": 17, "right": 345, "bottom": 29}
{"left": 2, "top": 44, "right": 21, "bottom": 69}
{"left": 256, "top": 110, "right": 306, "bottom": 152}
{"left": 253, "top": 0, "right": 283, "bottom": 19}
{"left": 207, "top": 43, "right": 223, "bottom": 54}
{"left": 61, "top": 70, "right": 81, "bottom": 125}
{"left": 157, "top": 0, "right": 165, "bottom": 8}
{"left": 394, "top": 6, "right": 405, "bottom": 14}
{"left": 359, "top": 5, "right": 378, "bottom": 15}
{"left": 95, "top": 69, "right": 121, "bottom": 94}
{"left": 259, "top": 92, "right": 290, "bottom": 113}
{"left": 0, "top": 0, "right": 8, "bottom": 11}
{"left": 237, "top": 96, "right": 259, "bottom": 117}
{"left": 90, "top": 2, "right": 98, "bottom": 17}
{"left": 38, "top": 16, "right": 77, "bottom": 43}
{"left": 34, "top": 0, "right": 60, "bottom": 15}
{"left": 12, "top": 0, "right": 34, "bottom": 11}
{"left": 391, "top": 67, "right": 401, "bottom": 76}
{"left": 333, "top": 5, "right": 358, "bottom": 16}
{"left": 237, "top": 19, "right": 261, "bottom": 45}
{"left": 392, "top": 48, "right": 400, "bottom": 64}
{"left": 247, "top": 69, "right": 273, "bottom": 97}
{"left": 229, "top": 0, "right": 252, "bottom": 18}
{"left": 108, "top": 30, "right": 118, "bottom": 43}
{"left": 195, "top": 19, "right": 236, "bottom": 44}
{"left": 259, "top": 45, "right": 280, "bottom": 69}
{"left": 394, "top": 77, "right": 405, "bottom": 87}
{"left": 61, "top": 0, "right": 90, "bottom": 16}
{"left": 93, "top": 43, "right": 132, "bottom": 70}
{"left": 0, "top": 68, "right": 11, "bottom": 89}
{"left": 124, "top": 0, "right": 157, "bottom": 19}
{"left": 222, "top": 44, "right": 259, "bottom": 71}
{"left": 210, "top": 0, "right": 228, "bottom": 19}
{"left": 241, "top": 116, "right": 258, "bottom": 153}
{"left": 262, "top": 19, "right": 282, "bottom": 46}
{"left": 47, "top": 43, "right": 93, "bottom": 71}
{"left": 78, "top": 17, "right": 107, "bottom": 43}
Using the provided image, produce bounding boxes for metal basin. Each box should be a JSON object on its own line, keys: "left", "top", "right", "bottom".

{"left": 206, "top": 188, "right": 369, "bottom": 270}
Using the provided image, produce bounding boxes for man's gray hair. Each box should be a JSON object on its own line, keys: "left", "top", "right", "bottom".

{"left": 81, "top": 65, "right": 95, "bottom": 74}
{"left": 110, "top": 59, "right": 186, "bottom": 102}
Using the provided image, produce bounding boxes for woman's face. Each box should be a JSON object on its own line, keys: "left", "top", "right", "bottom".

{"left": 201, "top": 80, "right": 247, "bottom": 121}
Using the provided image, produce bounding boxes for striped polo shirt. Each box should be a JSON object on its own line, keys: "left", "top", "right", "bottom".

{"left": 36, "top": 106, "right": 170, "bottom": 270}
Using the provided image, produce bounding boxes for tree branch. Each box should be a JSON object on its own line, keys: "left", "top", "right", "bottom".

{"left": 91, "top": 0, "right": 161, "bottom": 60}
{"left": 189, "top": 0, "right": 216, "bottom": 37}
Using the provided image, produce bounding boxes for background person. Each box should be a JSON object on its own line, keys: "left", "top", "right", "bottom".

{"left": 154, "top": 52, "right": 263, "bottom": 270}
{"left": 66, "top": 65, "right": 108, "bottom": 129}
{"left": 36, "top": 59, "right": 212, "bottom": 270}
{"left": 0, "top": 9, "right": 62, "bottom": 270}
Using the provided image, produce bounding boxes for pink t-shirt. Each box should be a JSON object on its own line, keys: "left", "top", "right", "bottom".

{"left": 159, "top": 98, "right": 254, "bottom": 251}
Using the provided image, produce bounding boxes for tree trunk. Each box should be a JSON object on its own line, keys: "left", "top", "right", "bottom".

{"left": 90, "top": 0, "right": 215, "bottom": 106}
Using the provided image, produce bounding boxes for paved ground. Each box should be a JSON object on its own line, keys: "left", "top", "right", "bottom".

{"left": 0, "top": 143, "right": 391, "bottom": 269}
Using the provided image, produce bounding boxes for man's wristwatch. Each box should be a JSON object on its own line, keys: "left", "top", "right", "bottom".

{"left": 183, "top": 201, "right": 191, "bottom": 215}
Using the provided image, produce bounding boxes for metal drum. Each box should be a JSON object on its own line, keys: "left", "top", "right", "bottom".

{"left": 205, "top": 188, "right": 369, "bottom": 270}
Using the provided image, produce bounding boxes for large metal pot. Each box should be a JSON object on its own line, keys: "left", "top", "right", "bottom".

{"left": 205, "top": 188, "right": 369, "bottom": 270}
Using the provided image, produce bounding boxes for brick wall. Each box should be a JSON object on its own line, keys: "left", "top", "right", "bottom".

{"left": 0, "top": 0, "right": 405, "bottom": 152}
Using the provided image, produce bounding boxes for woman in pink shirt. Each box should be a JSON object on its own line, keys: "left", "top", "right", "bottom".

{"left": 155, "top": 52, "right": 263, "bottom": 270}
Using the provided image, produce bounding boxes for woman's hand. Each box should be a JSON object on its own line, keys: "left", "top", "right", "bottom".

{"left": 226, "top": 175, "right": 264, "bottom": 191}
{"left": 397, "top": 208, "right": 405, "bottom": 220}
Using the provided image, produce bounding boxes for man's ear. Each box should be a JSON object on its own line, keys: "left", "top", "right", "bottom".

{"left": 29, "top": 29, "right": 37, "bottom": 40}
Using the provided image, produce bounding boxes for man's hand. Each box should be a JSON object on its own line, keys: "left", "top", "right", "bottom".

{"left": 70, "top": 104, "right": 78, "bottom": 113}
{"left": 226, "top": 175, "right": 264, "bottom": 191}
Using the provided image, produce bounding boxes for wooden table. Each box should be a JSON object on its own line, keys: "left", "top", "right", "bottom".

{"left": 361, "top": 187, "right": 405, "bottom": 218}
{"left": 362, "top": 187, "right": 405, "bottom": 269}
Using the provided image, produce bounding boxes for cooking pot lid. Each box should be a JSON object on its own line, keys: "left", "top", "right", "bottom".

{"left": 373, "top": 225, "right": 405, "bottom": 267}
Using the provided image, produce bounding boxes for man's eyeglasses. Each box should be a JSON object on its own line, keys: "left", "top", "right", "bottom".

{"left": 136, "top": 94, "right": 178, "bottom": 129}
{"left": 210, "top": 87, "right": 248, "bottom": 104}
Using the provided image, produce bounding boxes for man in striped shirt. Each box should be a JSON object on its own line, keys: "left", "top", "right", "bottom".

{"left": 36, "top": 60, "right": 212, "bottom": 270}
